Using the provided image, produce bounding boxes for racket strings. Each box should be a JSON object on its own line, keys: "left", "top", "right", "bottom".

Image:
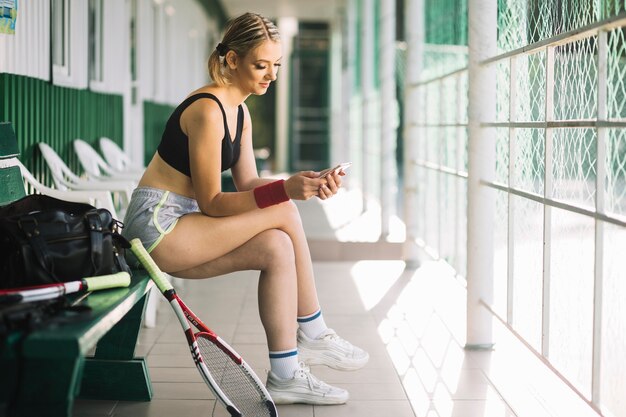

{"left": 197, "top": 336, "right": 272, "bottom": 417}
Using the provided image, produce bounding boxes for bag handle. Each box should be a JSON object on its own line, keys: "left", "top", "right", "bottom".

{"left": 17, "top": 216, "right": 57, "bottom": 280}
{"left": 86, "top": 211, "right": 104, "bottom": 272}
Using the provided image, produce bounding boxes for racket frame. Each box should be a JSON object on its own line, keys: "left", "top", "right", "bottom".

{"left": 0, "top": 272, "right": 131, "bottom": 304}
{"left": 165, "top": 290, "right": 242, "bottom": 415}
{"left": 130, "top": 238, "right": 277, "bottom": 417}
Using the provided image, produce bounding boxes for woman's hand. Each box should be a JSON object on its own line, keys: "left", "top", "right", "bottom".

{"left": 283, "top": 170, "right": 344, "bottom": 201}
{"left": 283, "top": 171, "right": 324, "bottom": 200}
{"left": 317, "top": 170, "right": 343, "bottom": 200}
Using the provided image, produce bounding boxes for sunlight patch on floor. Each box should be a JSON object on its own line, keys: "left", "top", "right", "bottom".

{"left": 360, "top": 260, "right": 521, "bottom": 417}
{"left": 350, "top": 260, "right": 405, "bottom": 310}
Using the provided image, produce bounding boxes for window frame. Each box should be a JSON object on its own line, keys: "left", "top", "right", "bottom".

{"left": 51, "top": 0, "right": 88, "bottom": 88}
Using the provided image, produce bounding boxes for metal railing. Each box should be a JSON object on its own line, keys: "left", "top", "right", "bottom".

{"left": 403, "top": 3, "right": 626, "bottom": 415}
{"left": 480, "top": 13, "right": 626, "bottom": 414}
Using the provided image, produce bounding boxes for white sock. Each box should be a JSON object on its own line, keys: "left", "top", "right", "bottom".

{"left": 269, "top": 349, "right": 300, "bottom": 379}
{"left": 297, "top": 309, "right": 328, "bottom": 340}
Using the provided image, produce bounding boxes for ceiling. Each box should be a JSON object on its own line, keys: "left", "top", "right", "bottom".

{"left": 221, "top": 0, "right": 338, "bottom": 21}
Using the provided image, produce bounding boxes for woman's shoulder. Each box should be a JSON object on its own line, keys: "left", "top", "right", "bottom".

{"left": 181, "top": 89, "right": 223, "bottom": 118}
{"left": 179, "top": 89, "right": 225, "bottom": 136}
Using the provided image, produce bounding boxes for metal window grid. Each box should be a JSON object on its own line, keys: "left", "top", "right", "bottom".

{"left": 482, "top": 13, "right": 626, "bottom": 416}
{"left": 406, "top": 7, "right": 626, "bottom": 416}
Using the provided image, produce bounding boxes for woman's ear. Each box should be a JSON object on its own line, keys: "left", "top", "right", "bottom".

{"left": 225, "top": 50, "right": 238, "bottom": 70}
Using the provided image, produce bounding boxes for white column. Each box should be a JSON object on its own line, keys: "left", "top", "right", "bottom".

{"left": 343, "top": 0, "right": 357, "bottom": 184}
{"left": 465, "top": 0, "right": 497, "bottom": 349}
{"left": 123, "top": 0, "right": 139, "bottom": 168}
{"left": 329, "top": 8, "right": 343, "bottom": 167}
{"left": 380, "top": 0, "right": 398, "bottom": 238}
{"left": 361, "top": 0, "right": 375, "bottom": 208}
{"left": 592, "top": 28, "right": 607, "bottom": 406}
{"left": 275, "top": 17, "right": 298, "bottom": 173}
{"left": 402, "top": 0, "right": 424, "bottom": 267}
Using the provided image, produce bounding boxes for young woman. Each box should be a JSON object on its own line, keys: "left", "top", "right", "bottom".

{"left": 122, "top": 12, "right": 368, "bottom": 405}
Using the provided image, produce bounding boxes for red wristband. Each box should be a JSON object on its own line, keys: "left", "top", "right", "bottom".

{"left": 253, "top": 180, "right": 289, "bottom": 208}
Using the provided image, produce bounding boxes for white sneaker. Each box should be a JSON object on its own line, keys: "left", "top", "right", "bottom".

{"left": 266, "top": 362, "right": 349, "bottom": 405}
{"left": 298, "top": 328, "right": 369, "bottom": 371}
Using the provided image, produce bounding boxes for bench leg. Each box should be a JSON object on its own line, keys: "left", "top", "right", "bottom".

{"left": 79, "top": 293, "right": 153, "bottom": 401}
{"left": 94, "top": 292, "right": 148, "bottom": 359}
{"left": 8, "top": 357, "right": 82, "bottom": 417}
{"left": 80, "top": 358, "right": 152, "bottom": 401}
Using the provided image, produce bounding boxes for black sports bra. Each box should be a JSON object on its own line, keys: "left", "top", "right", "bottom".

{"left": 157, "top": 93, "right": 243, "bottom": 177}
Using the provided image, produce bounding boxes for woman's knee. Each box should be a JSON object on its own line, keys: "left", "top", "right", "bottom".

{"left": 256, "top": 229, "right": 295, "bottom": 269}
{"left": 273, "top": 200, "right": 303, "bottom": 228}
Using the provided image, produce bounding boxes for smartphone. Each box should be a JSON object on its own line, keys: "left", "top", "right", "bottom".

{"left": 318, "top": 162, "right": 352, "bottom": 178}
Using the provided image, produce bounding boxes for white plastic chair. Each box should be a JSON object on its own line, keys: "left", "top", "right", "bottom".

{"left": 99, "top": 137, "right": 144, "bottom": 175}
{"left": 38, "top": 142, "right": 135, "bottom": 215}
{"left": 73, "top": 139, "right": 141, "bottom": 182}
{"left": 0, "top": 158, "right": 118, "bottom": 217}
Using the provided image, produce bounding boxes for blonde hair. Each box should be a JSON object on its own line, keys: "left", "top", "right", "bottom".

{"left": 208, "top": 12, "right": 281, "bottom": 86}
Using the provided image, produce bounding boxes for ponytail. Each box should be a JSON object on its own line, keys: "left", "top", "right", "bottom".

{"left": 207, "top": 49, "right": 228, "bottom": 86}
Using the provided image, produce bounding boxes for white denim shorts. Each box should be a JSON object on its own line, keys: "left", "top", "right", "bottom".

{"left": 122, "top": 187, "right": 199, "bottom": 266}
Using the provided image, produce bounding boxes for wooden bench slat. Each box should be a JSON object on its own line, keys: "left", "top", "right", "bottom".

{"left": 21, "top": 275, "right": 152, "bottom": 358}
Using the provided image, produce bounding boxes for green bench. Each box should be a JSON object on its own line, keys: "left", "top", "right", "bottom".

{"left": 0, "top": 122, "right": 153, "bottom": 417}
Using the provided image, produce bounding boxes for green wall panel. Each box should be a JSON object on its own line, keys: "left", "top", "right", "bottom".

{"left": 0, "top": 73, "right": 124, "bottom": 188}
{"left": 143, "top": 101, "right": 174, "bottom": 166}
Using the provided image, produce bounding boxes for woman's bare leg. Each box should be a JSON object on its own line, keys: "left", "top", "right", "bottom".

{"left": 150, "top": 201, "right": 320, "bottom": 350}
{"left": 172, "top": 229, "right": 299, "bottom": 351}
{"left": 280, "top": 209, "right": 320, "bottom": 317}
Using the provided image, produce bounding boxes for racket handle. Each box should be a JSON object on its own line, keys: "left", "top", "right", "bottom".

{"left": 83, "top": 272, "right": 131, "bottom": 291}
{"left": 129, "top": 238, "right": 174, "bottom": 293}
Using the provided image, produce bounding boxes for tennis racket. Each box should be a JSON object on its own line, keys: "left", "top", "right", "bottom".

{"left": 129, "top": 238, "right": 277, "bottom": 417}
{"left": 0, "top": 272, "right": 131, "bottom": 304}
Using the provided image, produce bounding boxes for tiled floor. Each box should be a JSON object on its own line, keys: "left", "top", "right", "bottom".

{"left": 73, "top": 191, "right": 600, "bottom": 417}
